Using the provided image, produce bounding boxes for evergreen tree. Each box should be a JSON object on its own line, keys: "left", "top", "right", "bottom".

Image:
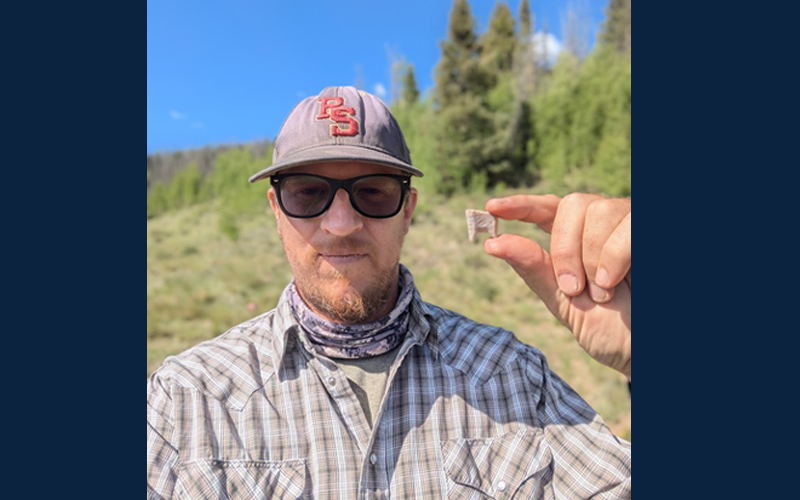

{"left": 516, "top": 0, "right": 537, "bottom": 87}
{"left": 479, "top": 1, "right": 538, "bottom": 188}
{"left": 516, "top": 0, "right": 536, "bottom": 95}
{"left": 401, "top": 65, "right": 420, "bottom": 106}
{"left": 514, "top": 0, "right": 538, "bottom": 182}
{"left": 519, "top": 0, "right": 532, "bottom": 40}
{"left": 483, "top": 72, "right": 534, "bottom": 188}
{"left": 434, "top": 0, "right": 493, "bottom": 194}
{"left": 435, "top": 0, "right": 489, "bottom": 107}
{"left": 479, "top": 2, "right": 516, "bottom": 187}
{"left": 600, "top": 0, "right": 631, "bottom": 52}
{"left": 480, "top": 2, "right": 516, "bottom": 75}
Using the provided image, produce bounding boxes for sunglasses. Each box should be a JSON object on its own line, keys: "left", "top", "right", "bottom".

{"left": 270, "top": 173, "right": 411, "bottom": 219}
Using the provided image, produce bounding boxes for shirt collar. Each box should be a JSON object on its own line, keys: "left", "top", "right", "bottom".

{"left": 407, "top": 285, "right": 439, "bottom": 360}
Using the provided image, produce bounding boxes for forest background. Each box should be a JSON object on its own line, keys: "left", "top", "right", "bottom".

{"left": 147, "top": 0, "right": 632, "bottom": 438}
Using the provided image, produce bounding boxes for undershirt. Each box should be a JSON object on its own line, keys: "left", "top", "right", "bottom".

{"left": 335, "top": 344, "right": 401, "bottom": 428}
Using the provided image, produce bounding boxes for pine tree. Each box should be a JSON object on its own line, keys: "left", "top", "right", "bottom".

{"left": 434, "top": 0, "right": 494, "bottom": 193}
{"left": 480, "top": 2, "right": 516, "bottom": 75}
{"left": 401, "top": 65, "right": 420, "bottom": 106}
{"left": 515, "top": 0, "right": 538, "bottom": 183}
{"left": 515, "top": 0, "right": 536, "bottom": 115}
{"left": 519, "top": 0, "right": 532, "bottom": 40}
{"left": 435, "top": 0, "right": 489, "bottom": 107}
{"left": 478, "top": 2, "right": 524, "bottom": 188}
{"left": 600, "top": 0, "right": 631, "bottom": 52}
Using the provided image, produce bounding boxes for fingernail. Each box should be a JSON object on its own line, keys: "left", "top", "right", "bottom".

{"left": 589, "top": 282, "right": 609, "bottom": 302}
{"left": 558, "top": 273, "right": 579, "bottom": 293}
{"left": 595, "top": 267, "right": 610, "bottom": 287}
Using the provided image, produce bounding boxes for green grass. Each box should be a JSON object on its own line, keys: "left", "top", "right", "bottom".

{"left": 147, "top": 189, "right": 631, "bottom": 438}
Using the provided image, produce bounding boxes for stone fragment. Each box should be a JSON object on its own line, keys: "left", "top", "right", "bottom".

{"left": 465, "top": 209, "right": 498, "bottom": 242}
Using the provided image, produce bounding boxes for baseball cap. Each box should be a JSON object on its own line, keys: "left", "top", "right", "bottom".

{"left": 249, "top": 86, "right": 423, "bottom": 183}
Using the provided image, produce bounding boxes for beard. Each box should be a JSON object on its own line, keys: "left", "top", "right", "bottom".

{"left": 279, "top": 227, "right": 402, "bottom": 324}
{"left": 297, "top": 261, "right": 398, "bottom": 323}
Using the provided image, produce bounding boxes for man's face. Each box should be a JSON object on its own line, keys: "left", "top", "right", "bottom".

{"left": 268, "top": 161, "right": 417, "bottom": 324}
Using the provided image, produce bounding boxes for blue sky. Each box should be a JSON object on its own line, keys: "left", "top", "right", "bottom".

{"left": 147, "top": 0, "right": 608, "bottom": 154}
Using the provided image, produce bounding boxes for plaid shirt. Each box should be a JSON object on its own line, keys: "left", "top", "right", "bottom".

{"left": 147, "top": 281, "right": 631, "bottom": 499}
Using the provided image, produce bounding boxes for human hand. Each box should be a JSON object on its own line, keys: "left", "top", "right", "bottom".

{"left": 484, "top": 194, "right": 631, "bottom": 379}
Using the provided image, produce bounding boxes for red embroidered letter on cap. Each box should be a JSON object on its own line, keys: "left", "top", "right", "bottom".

{"left": 316, "top": 96, "right": 359, "bottom": 137}
{"left": 329, "top": 106, "right": 358, "bottom": 136}
{"left": 316, "top": 97, "right": 343, "bottom": 120}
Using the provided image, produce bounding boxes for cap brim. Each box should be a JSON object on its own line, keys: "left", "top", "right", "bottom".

{"left": 248, "top": 145, "right": 423, "bottom": 183}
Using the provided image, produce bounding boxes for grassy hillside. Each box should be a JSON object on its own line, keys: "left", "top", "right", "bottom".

{"left": 147, "top": 188, "right": 631, "bottom": 439}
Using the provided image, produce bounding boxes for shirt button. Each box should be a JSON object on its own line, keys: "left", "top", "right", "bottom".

{"left": 496, "top": 481, "right": 507, "bottom": 491}
{"left": 369, "top": 453, "right": 377, "bottom": 465}
{"left": 328, "top": 377, "right": 336, "bottom": 386}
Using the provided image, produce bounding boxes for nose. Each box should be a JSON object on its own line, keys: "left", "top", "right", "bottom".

{"left": 319, "top": 188, "right": 363, "bottom": 236}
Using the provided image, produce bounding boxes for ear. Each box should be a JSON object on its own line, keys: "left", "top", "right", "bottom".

{"left": 402, "top": 187, "right": 418, "bottom": 234}
{"left": 267, "top": 188, "right": 280, "bottom": 221}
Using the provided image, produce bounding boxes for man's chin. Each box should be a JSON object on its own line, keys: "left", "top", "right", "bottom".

{"left": 301, "top": 283, "right": 371, "bottom": 323}
{"left": 317, "top": 279, "right": 366, "bottom": 300}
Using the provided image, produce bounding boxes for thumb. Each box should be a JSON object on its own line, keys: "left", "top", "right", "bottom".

{"left": 484, "top": 234, "right": 561, "bottom": 314}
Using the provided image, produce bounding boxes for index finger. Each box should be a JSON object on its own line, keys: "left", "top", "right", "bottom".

{"left": 485, "top": 195, "right": 562, "bottom": 234}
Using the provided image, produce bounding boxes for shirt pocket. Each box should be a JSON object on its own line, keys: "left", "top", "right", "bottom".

{"left": 175, "top": 458, "right": 308, "bottom": 500}
{"left": 441, "top": 430, "right": 553, "bottom": 500}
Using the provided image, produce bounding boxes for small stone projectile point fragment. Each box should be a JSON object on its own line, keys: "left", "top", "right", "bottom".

{"left": 465, "top": 209, "right": 498, "bottom": 242}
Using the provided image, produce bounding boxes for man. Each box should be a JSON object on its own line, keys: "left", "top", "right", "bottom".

{"left": 147, "top": 86, "right": 631, "bottom": 499}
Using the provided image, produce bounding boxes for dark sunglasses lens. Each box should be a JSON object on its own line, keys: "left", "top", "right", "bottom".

{"left": 280, "top": 176, "right": 332, "bottom": 217}
{"left": 351, "top": 177, "right": 404, "bottom": 217}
